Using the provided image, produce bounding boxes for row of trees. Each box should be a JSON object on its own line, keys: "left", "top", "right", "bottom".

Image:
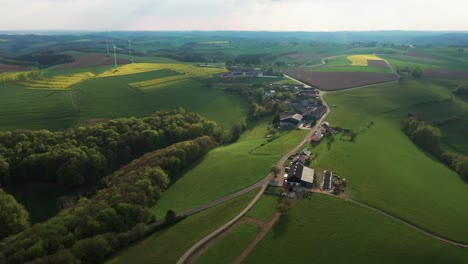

{"left": 0, "top": 108, "right": 223, "bottom": 188}
{"left": 454, "top": 84, "right": 468, "bottom": 95}
{"left": 401, "top": 116, "right": 468, "bottom": 181}
{"left": 225, "top": 85, "right": 280, "bottom": 120}
{"left": 1, "top": 136, "right": 218, "bottom": 263}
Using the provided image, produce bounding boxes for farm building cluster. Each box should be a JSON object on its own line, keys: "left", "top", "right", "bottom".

{"left": 279, "top": 105, "right": 327, "bottom": 127}
{"left": 284, "top": 148, "right": 315, "bottom": 189}
{"left": 220, "top": 66, "right": 281, "bottom": 78}
{"left": 281, "top": 147, "right": 348, "bottom": 194}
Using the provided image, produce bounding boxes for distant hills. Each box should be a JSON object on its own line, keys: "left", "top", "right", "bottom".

{"left": 1, "top": 30, "right": 467, "bottom": 46}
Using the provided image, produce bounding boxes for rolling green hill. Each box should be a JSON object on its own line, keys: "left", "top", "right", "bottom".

{"left": 311, "top": 79, "right": 468, "bottom": 243}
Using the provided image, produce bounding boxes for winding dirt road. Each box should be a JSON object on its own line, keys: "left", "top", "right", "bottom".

{"left": 176, "top": 63, "right": 467, "bottom": 263}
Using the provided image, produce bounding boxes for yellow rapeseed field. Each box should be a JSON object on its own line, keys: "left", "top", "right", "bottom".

{"left": 129, "top": 75, "right": 188, "bottom": 90}
{"left": 98, "top": 63, "right": 226, "bottom": 78}
{"left": 347, "top": 54, "right": 383, "bottom": 66}
{"left": 1, "top": 71, "right": 95, "bottom": 90}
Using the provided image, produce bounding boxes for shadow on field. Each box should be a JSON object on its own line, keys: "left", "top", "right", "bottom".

{"left": 273, "top": 213, "right": 291, "bottom": 238}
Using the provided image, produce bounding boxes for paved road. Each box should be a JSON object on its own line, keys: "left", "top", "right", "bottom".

{"left": 180, "top": 180, "right": 265, "bottom": 217}
{"left": 177, "top": 79, "right": 331, "bottom": 264}
{"left": 177, "top": 60, "right": 466, "bottom": 262}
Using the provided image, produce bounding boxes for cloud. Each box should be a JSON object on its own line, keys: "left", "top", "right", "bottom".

{"left": 0, "top": 0, "right": 467, "bottom": 31}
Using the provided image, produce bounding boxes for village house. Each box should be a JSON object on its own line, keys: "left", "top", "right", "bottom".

{"left": 285, "top": 155, "right": 314, "bottom": 188}
{"left": 280, "top": 113, "right": 303, "bottom": 126}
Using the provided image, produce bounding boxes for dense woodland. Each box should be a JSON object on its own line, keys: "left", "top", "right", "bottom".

{"left": 401, "top": 116, "right": 468, "bottom": 181}
{"left": 0, "top": 109, "right": 224, "bottom": 263}
{"left": 0, "top": 108, "right": 222, "bottom": 189}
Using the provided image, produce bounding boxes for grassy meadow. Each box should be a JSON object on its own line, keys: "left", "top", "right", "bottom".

{"left": 0, "top": 65, "right": 247, "bottom": 131}
{"left": 244, "top": 195, "right": 468, "bottom": 264}
{"left": 196, "top": 222, "right": 261, "bottom": 264}
{"left": 245, "top": 194, "right": 279, "bottom": 222}
{"left": 152, "top": 118, "right": 308, "bottom": 218}
{"left": 311, "top": 79, "right": 468, "bottom": 243}
{"left": 106, "top": 189, "right": 258, "bottom": 264}
{"left": 308, "top": 54, "right": 391, "bottom": 73}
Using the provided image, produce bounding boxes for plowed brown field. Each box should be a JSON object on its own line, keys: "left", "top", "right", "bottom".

{"left": 286, "top": 69, "right": 398, "bottom": 91}
{"left": 426, "top": 68, "right": 468, "bottom": 79}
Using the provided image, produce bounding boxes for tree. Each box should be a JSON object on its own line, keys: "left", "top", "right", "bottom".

{"left": 411, "top": 67, "right": 423, "bottom": 78}
{"left": 0, "top": 188, "right": 30, "bottom": 240}
{"left": 270, "top": 165, "right": 281, "bottom": 177}
{"left": 272, "top": 114, "right": 281, "bottom": 125}
{"left": 0, "top": 156, "right": 9, "bottom": 186}
{"left": 455, "top": 156, "right": 468, "bottom": 181}
{"left": 254, "top": 87, "right": 265, "bottom": 102}
{"left": 165, "top": 210, "right": 177, "bottom": 223}
{"left": 71, "top": 235, "right": 111, "bottom": 263}
{"left": 277, "top": 198, "right": 293, "bottom": 213}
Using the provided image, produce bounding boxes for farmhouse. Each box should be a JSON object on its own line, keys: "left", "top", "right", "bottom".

{"left": 285, "top": 156, "right": 315, "bottom": 188}
{"left": 299, "top": 87, "right": 319, "bottom": 98}
{"left": 312, "top": 105, "right": 327, "bottom": 120}
{"left": 302, "top": 105, "right": 327, "bottom": 122}
{"left": 311, "top": 130, "right": 324, "bottom": 142}
{"left": 280, "top": 113, "right": 303, "bottom": 126}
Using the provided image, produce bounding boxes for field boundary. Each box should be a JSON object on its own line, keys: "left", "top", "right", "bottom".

{"left": 177, "top": 86, "right": 330, "bottom": 264}
{"left": 317, "top": 192, "right": 468, "bottom": 248}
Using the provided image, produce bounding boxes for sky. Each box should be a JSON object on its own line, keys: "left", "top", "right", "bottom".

{"left": 0, "top": 0, "right": 467, "bottom": 31}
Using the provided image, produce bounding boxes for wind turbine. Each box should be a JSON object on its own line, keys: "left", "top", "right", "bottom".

{"left": 106, "top": 30, "right": 109, "bottom": 56}
{"left": 113, "top": 44, "right": 123, "bottom": 70}
{"left": 128, "top": 40, "right": 134, "bottom": 63}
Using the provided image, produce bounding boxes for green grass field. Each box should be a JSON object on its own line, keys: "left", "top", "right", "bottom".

{"left": 324, "top": 55, "right": 351, "bottom": 66}
{"left": 106, "top": 189, "right": 258, "bottom": 264}
{"left": 309, "top": 54, "right": 391, "bottom": 73}
{"left": 309, "top": 66, "right": 390, "bottom": 73}
{"left": 0, "top": 67, "right": 247, "bottom": 131}
{"left": 245, "top": 194, "right": 279, "bottom": 222}
{"left": 311, "top": 79, "right": 468, "bottom": 243}
{"left": 196, "top": 222, "right": 261, "bottom": 264}
{"left": 244, "top": 195, "right": 468, "bottom": 264}
{"left": 0, "top": 84, "right": 79, "bottom": 130}
{"left": 152, "top": 118, "right": 308, "bottom": 218}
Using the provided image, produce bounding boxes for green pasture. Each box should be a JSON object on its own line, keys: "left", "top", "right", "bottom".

{"left": 73, "top": 70, "right": 247, "bottom": 129}
{"left": 244, "top": 195, "right": 468, "bottom": 264}
{"left": 107, "top": 189, "right": 258, "bottom": 264}
{"left": 152, "top": 118, "right": 308, "bottom": 218}
{"left": 196, "top": 222, "right": 261, "bottom": 264}
{"left": 309, "top": 65, "right": 390, "bottom": 73}
{"left": 0, "top": 67, "right": 248, "bottom": 131}
{"left": 324, "top": 55, "right": 351, "bottom": 66}
{"left": 0, "top": 84, "right": 78, "bottom": 131}
{"left": 311, "top": 79, "right": 468, "bottom": 243}
{"left": 246, "top": 194, "right": 279, "bottom": 222}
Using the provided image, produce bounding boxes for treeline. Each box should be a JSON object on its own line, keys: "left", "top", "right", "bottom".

{"left": 454, "top": 84, "right": 468, "bottom": 95}
{"left": 14, "top": 51, "right": 74, "bottom": 68}
{"left": 234, "top": 54, "right": 267, "bottom": 65}
{"left": 0, "top": 136, "right": 218, "bottom": 263}
{"left": 401, "top": 116, "right": 468, "bottom": 181}
{"left": 225, "top": 86, "right": 279, "bottom": 120}
{"left": 0, "top": 108, "right": 222, "bottom": 189}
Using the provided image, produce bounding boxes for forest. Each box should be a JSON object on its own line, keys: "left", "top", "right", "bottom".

{"left": 401, "top": 116, "right": 468, "bottom": 181}
{"left": 0, "top": 109, "right": 224, "bottom": 263}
